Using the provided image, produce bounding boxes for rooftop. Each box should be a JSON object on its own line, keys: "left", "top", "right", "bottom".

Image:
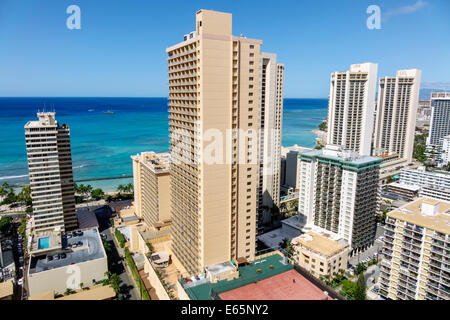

{"left": 182, "top": 253, "right": 293, "bottom": 300}
{"left": 387, "top": 182, "right": 421, "bottom": 192}
{"left": 218, "top": 269, "right": 332, "bottom": 300}
{"left": 131, "top": 151, "right": 171, "bottom": 174}
{"left": 28, "top": 228, "right": 105, "bottom": 275}
{"left": 0, "top": 279, "right": 14, "bottom": 299}
{"left": 301, "top": 144, "right": 382, "bottom": 166}
{"left": 292, "top": 231, "right": 347, "bottom": 257}
{"left": 388, "top": 197, "right": 450, "bottom": 234}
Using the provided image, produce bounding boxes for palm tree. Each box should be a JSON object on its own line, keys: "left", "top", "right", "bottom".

{"left": 0, "top": 182, "right": 8, "bottom": 198}
{"left": 85, "top": 184, "right": 93, "bottom": 195}
{"left": 125, "top": 183, "right": 133, "bottom": 193}
{"left": 116, "top": 184, "right": 124, "bottom": 193}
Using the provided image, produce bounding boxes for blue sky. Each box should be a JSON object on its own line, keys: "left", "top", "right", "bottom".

{"left": 0, "top": 0, "right": 449, "bottom": 98}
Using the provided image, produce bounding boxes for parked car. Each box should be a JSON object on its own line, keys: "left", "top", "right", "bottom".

{"left": 77, "top": 231, "right": 84, "bottom": 237}
{"left": 101, "top": 233, "right": 107, "bottom": 240}
{"left": 60, "top": 253, "right": 67, "bottom": 259}
{"left": 53, "top": 254, "right": 60, "bottom": 260}
{"left": 77, "top": 241, "right": 83, "bottom": 246}
{"left": 17, "top": 278, "right": 23, "bottom": 286}
{"left": 47, "top": 255, "right": 53, "bottom": 262}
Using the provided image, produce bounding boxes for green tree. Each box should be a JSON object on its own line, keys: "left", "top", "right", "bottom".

{"left": 341, "top": 279, "right": 358, "bottom": 299}
{"left": 0, "top": 216, "right": 13, "bottom": 235}
{"left": 116, "top": 184, "right": 125, "bottom": 193}
{"left": 0, "top": 182, "right": 9, "bottom": 199}
{"left": 355, "top": 272, "right": 367, "bottom": 300}
{"left": 90, "top": 188, "right": 105, "bottom": 200}
{"left": 18, "top": 185, "right": 32, "bottom": 206}
{"left": 125, "top": 183, "right": 133, "bottom": 193}
{"left": 318, "top": 121, "right": 327, "bottom": 131}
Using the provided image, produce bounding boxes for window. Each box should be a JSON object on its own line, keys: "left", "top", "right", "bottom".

{"left": 249, "top": 69, "right": 254, "bottom": 73}
{"left": 250, "top": 45, "right": 254, "bottom": 49}
{"left": 249, "top": 53, "right": 254, "bottom": 57}
{"left": 249, "top": 61, "right": 254, "bottom": 65}
{"left": 249, "top": 77, "right": 254, "bottom": 81}
{"left": 249, "top": 100, "right": 253, "bottom": 104}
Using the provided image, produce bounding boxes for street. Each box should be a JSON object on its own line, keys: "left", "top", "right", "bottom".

{"left": 349, "top": 224, "right": 385, "bottom": 266}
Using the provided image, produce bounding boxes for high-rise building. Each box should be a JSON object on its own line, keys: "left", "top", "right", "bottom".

{"left": 166, "top": 10, "right": 261, "bottom": 274}
{"left": 326, "top": 63, "right": 378, "bottom": 155}
{"left": 441, "top": 135, "right": 450, "bottom": 166}
{"left": 373, "top": 69, "right": 421, "bottom": 162}
{"left": 257, "top": 52, "right": 284, "bottom": 226}
{"left": 379, "top": 197, "right": 450, "bottom": 300}
{"left": 24, "top": 112, "right": 78, "bottom": 232}
{"left": 131, "top": 152, "right": 171, "bottom": 227}
{"left": 298, "top": 145, "right": 382, "bottom": 253}
{"left": 427, "top": 92, "right": 450, "bottom": 148}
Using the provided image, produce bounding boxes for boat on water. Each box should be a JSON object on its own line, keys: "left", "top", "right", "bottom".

{"left": 88, "top": 109, "right": 94, "bottom": 112}
{"left": 104, "top": 110, "right": 114, "bottom": 114}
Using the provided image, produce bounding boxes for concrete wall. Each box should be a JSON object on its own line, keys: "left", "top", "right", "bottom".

{"left": 27, "top": 257, "right": 108, "bottom": 296}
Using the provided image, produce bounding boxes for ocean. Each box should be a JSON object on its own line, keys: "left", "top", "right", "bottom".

{"left": 0, "top": 97, "right": 327, "bottom": 191}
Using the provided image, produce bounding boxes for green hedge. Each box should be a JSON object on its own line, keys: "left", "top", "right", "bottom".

{"left": 115, "top": 229, "right": 125, "bottom": 248}
{"left": 124, "top": 248, "right": 150, "bottom": 300}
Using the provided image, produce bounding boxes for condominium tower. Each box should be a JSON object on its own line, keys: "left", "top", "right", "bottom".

{"left": 257, "top": 52, "right": 284, "bottom": 227}
{"left": 326, "top": 63, "right": 378, "bottom": 155}
{"left": 131, "top": 152, "right": 171, "bottom": 227}
{"left": 24, "top": 112, "right": 78, "bottom": 232}
{"left": 380, "top": 197, "right": 450, "bottom": 300}
{"left": 167, "top": 10, "right": 262, "bottom": 273}
{"left": 298, "top": 145, "right": 382, "bottom": 253}
{"left": 373, "top": 69, "right": 421, "bottom": 162}
{"left": 427, "top": 92, "right": 450, "bottom": 148}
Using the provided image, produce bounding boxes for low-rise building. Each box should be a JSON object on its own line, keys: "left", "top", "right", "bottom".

{"left": 398, "top": 167, "right": 450, "bottom": 202}
{"left": 379, "top": 197, "right": 450, "bottom": 300}
{"left": 385, "top": 182, "right": 420, "bottom": 201}
{"left": 27, "top": 227, "right": 108, "bottom": 297}
{"left": 291, "top": 231, "right": 349, "bottom": 278}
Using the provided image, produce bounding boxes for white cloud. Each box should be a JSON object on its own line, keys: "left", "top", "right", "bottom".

{"left": 383, "top": 0, "right": 428, "bottom": 21}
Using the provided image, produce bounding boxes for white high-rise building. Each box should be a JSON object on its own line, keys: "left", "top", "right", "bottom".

{"left": 326, "top": 63, "right": 378, "bottom": 156}
{"left": 441, "top": 135, "right": 450, "bottom": 166}
{"left": 427, "top": 92, "right": 450, "bottom": 148}
{"left": 374, "top": 69, "right": 421, "bottom": 162}
{"left": 298, "top": 145, "right": 382, "bottom": 253}
{"left": 257, "top": 52, "right": 284, "bottom": 226}
{"left": 24, "top": 112, "right": 78, "bottom": 232}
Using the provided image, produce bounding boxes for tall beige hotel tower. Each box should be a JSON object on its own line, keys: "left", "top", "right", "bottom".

{"left": 167, "top": 10, "right": 272, "bottom": 274}
{"left": 24, "top": 112, "right": 78, "bottom": 232}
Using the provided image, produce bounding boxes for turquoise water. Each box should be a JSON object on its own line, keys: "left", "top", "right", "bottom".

{"left": 0, "top": 97, "right": 327, "bottom": 191}
{"left": 38, "top": 237, "right": 50, "bottom": 249}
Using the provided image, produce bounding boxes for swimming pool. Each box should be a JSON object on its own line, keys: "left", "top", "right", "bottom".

{"left": 38, "top": 237, "right": 50, "bottom": 249}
